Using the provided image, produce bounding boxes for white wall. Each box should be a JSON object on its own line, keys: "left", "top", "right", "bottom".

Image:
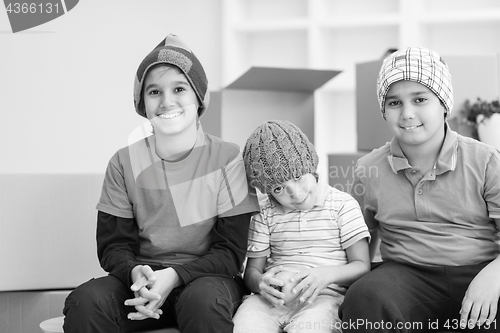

{"left": 0, "top": 0, "right": 222, "bottom": 173}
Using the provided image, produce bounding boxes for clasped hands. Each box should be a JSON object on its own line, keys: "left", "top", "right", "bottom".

{"left": 124, "top": 265, "right": 179, "bottom": 320}
{"left": 258, "top": 266, "right": 331, "bottom": 307}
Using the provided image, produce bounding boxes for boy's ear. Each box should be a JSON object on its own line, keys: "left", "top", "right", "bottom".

{"left": 440, "top": 101, "right": 449, "bottom": 119}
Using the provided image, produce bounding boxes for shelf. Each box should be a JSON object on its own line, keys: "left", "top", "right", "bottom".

{"left": 319, "top": 14, "right": 400, "bottom": 28}
{"left": 319, "top": 0, "right": 400, "bottom": 18}
{"left": 239, "top": 0, "right": 309, "bottom": 21}
{"left": 232, "top": 19, "right": 309, "bottom": 32}
{"left": 420, "top": 9, "right": 500, "bottom": 24}
{"left": 222, "top": 0, "right": 500, "bottom": 166}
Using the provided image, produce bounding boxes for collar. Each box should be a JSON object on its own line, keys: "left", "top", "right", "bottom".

{"left": 274, "top": 181, "right": 330, "bottom": 214}
{"left": 148, "top": 124, "right": 206, "bottom": 164}
{"left": 387, "top": 122, "right": 458, "bottom": 175}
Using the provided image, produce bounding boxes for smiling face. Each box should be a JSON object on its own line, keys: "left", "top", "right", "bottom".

{"left": 384, "top": 80, "right": 446, "bottom": 150}
{"left": 143, "top": 65, "right": 199, "bottom": 138}
{"left": 271, "top": 173, "right": 318, "bottom": 211}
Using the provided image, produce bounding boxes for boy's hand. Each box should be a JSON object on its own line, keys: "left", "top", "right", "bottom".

{"left": 126, "top": 265, "right": 162, "bottom": 319}
{"left": 460, "top": 260, "right": 500, "bottom": 329}
{"left": 290, "top": 267, "right": 333, "bottom": 304}
{"left": 125, "top": 267, "right": 180, "bottom": 320}
{"left": 130, "top": 265, "right": 161, "bottom": 302}
{"left": 258, "top": 266, "right": 286, "bottom": 307}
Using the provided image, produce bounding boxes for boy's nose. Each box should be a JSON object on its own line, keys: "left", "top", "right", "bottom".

{"left": 285, "top": 183, "right": 302, "bottom": 198}
{"left": 400, "top": 104, "right": 415, "bottom": 120}
{"left": 161, "top": 94, "right": 175, "bottom": 109}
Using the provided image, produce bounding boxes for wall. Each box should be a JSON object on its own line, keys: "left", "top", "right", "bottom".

{"left": 220, "top": 0, "right": 500, "bottom": 179}
{"left": 0, "top": 0, "right": 222, "bottom": 174}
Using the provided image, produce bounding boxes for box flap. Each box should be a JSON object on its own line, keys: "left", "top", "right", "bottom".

{"left": 225, "top": 67, "right": 342, "bottom": 92}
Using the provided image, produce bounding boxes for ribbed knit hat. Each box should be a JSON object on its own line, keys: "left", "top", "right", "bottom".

{"left": 377, "top": 47, "right": 454, "bottom": 119}
{"left": 242, "top": 120, "right": 318, "bottom": 194}
{"left": 134, "top": 34, "right": 210, "bottom": 118}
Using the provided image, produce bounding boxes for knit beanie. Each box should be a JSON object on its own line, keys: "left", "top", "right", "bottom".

{"left": 377, "top": 47, "right": 454, "bottom": 119}
{"left": 134, "top": 34, "right": 210, "bottom": 118}
{"left": 242, "top": 120, "right": 318, "bottom": 194}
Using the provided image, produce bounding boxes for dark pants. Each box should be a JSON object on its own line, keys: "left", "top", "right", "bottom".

{"left": 339, "top": 261, "right": 500, "bottom": 333}
{"left": 63, "top": 274, "right": 247, "bottom": 333}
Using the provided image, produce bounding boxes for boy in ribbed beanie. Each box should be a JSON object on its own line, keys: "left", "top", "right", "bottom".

{"left": 242, "top": 120, "right": 319, "bottom": 195}
{"left": 339, "top": 47, "right": 500, "bottom": 331}
{"left": 234, "top": 120, "right": 370, "bottom": 333}
{"left": 64, "top": 34, "right": 260, "bottom": 333}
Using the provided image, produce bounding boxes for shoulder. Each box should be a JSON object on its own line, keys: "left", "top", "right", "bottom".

{"left": 202, "top": 132, "right": 242, "bottom": 163}
{"left": 111, "top": 137, "right": 153, "bottom": 165}
{"left": 258, "top": 194, "right": 276, "bottom": 212}
{"left": 456, "top": 134, "right": 500, "bottom": 164}
{"left": 326, "top": 186, "right": 360, "bottom": 209}
{"left": 106, "top": 144, "right": 132, "bottom": 169}
{"left": 328, "top": 185, "right": 354, "bottom": 200}
{"left": 457, "top": 133, "right": 497, "bottom": 153}
{"left": 357, "top": 142, "right": 391, "bottom": 167}
{"left": 354, "top": 143, "right": 391, "bottom": 180}
{"left": 255, "top": 194, "right": 283, "bottom": 220}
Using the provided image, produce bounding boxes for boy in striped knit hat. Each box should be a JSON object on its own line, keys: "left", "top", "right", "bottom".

{"left": 233, "top": 120, "right": 370, "bottom": 333}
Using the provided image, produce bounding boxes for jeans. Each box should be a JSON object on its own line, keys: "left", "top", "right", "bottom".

{"left": 339, "top": 261, "right": 500, "bottom": 333}
{"left": 63, "top": 274, "right": 247, "bottom": 333}
{"left": 233, "top": 293, "right": 343, "bottom": 333}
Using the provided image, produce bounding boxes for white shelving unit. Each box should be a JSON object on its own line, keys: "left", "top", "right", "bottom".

{"left": 222, "top": 0, "right": 500, "bottom": 179}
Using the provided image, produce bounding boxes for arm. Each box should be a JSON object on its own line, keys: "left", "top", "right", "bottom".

{"left": 172, "top": 212, "right": 253, "bottom": 285}
{"left": 97, "top": 211, "right": 141, "bottom": 287}
{"left": 98, "top": 211, "right": 165, "bottom": 320}
{"left": 351, "top": 168, "right": 381, "bottom": 262}
{"left": 290, "top": 238, "right": 371, "bottom": 304}
{"left": 171, "top": 150, "right": 259, "bottom": 284}
{"left": 244, "top": 257, "right": 286, "bottom": 307}
{"left": 290, "top": 189, "right": 371, "bottom": 303}
{"left": 364, "top": 209, "right": 381, "bottom": 262}
{"left": 126, "top": 212, "right": 254, "bottom": 320}
{"left": 459, "top": 218, "right": 500, "bottom": 329}
{"left": 460, "top": 153, "right": 500, "bottom": 328}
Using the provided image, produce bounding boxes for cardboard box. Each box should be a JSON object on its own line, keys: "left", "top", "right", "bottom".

{"left": 355, "top": 59, "right": 392, "bottom": 152}
{"left": 202, "top": 67, "right": 341, "bottom": 149}
{"left": 327, "top": 152, "right": 367, "bottom": 193}
{"left": 0, "top": 174, "right": 106, "bottom": 291}
{"left": 356, "top": 54, "right": 500, "bottom": 151}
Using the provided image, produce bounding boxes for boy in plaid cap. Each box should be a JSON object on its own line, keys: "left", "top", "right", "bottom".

{"left": 63, "top": 34, "right": 260, "bottom": 333}
{"left": 339, "top": 47, "right": 500, "bottom": 332}
{"left": 233, "top": 120, "right": 370, "bottom": 333}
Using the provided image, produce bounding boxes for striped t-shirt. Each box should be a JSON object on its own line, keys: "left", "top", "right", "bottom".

{"left": 247, "top": 183, "right": 370, "bottom": 293}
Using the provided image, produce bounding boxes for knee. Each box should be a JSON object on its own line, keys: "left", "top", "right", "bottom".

{"left": 340, "top": 275, "right": 391, "bottom": 319}
{"left": 64, "top": 280, "right": 98, "bottom": 316}
{"left": 177, "top": 277, "right": 238, "bottom": 319}
{"left": 346, "top": 277, "right": 386, "bottom": 304}
{"left": 179, "top": 277, "right": 224, "bottom": 309}
{"left": 64, "top": 277, "right": 123, "bottom": 317}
